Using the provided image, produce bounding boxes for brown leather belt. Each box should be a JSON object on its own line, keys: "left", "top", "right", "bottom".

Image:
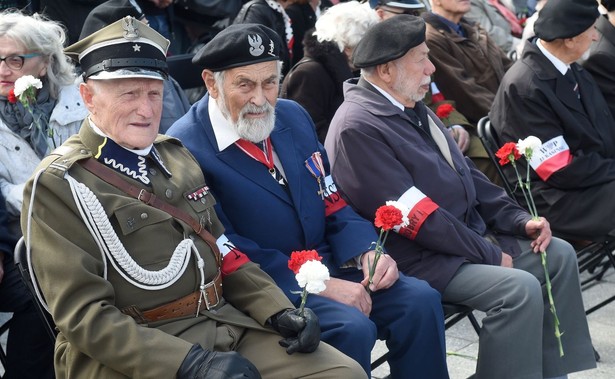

{"left": 122, "top": 270, "right": 223, "bottom": 324}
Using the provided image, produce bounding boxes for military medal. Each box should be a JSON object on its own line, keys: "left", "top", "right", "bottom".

{"left": 187, "top": 185, "right": 210, "bottom": 201}
{"left": 305, "top": 152, "right": 326, "bottom": 199}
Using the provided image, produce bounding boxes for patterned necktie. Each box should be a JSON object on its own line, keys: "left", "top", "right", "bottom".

{"left": 564, "top": 69, "right": 580, "bottom": 99}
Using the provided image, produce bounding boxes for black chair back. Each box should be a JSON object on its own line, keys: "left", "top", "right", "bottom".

{"left": 13, "top": 237, "right": 56, "bottom": 341}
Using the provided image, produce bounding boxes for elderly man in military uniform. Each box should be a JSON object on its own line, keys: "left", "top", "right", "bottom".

{"left": 21, "top": 16, "right": 366, "bottom": 379}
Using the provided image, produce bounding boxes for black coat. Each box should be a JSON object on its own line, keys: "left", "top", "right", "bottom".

{"left": 234, "top": 0, "right": 291, "bottom": 75}
{"left": 285, "top": 3, "right": 316, "bottom": 66}
{"left": 280, "top": 33, "right": 353, "bottom": 143}
{"left": 491, "top": 39, "right": 615, "bottom": 238}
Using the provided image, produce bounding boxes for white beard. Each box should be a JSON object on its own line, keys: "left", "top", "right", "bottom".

{"left": 217, "top": 93, "right": 276, "bottom": 143}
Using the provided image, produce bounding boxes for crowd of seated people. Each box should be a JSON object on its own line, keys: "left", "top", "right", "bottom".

{"left": 1, "top": 0, "right": 613, "bottom": 378}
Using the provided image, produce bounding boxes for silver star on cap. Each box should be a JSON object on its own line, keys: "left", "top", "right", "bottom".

{"left": 132, "top": 44, "right": 141, "bottom": 52}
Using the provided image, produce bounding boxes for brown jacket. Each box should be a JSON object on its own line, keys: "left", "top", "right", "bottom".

{"left": 423, "top": 12, "right": 512, "bottom": 125}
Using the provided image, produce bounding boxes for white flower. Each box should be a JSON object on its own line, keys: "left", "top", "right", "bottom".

{"left": 296, "top": 260, "right": 330, "bottom": 294}
{"left": 13, "top": 75, "right": 43, "bottom": 97}
{"left": 385, "top": 200, "right": 410, "bottom": 228}
{"left": 517, "top": 136, "right": 542, "bottom": 157}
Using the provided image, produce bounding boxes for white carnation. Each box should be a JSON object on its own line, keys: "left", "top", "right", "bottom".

{"left": 517, "top": 136, "right": 542, "bottom": 157}
{"left": 296, "top": 260, "right": 330, "bottom": 294}
{"left": 13, "top": 75, "right": 43, "bottom": 97}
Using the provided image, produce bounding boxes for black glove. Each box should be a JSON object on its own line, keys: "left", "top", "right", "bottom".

{"left": 270, "top": 308, "right": 320, "bottom": 354}
{"left": 177, "top": 344, "right": 261, "bottom": 379}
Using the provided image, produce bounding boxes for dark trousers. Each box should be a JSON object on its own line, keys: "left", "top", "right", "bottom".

{"left": 304, "top": 272, "right": 449, "bottom": 379}
{"left": 0, "top": 255, "right": 54, "bottom": 379}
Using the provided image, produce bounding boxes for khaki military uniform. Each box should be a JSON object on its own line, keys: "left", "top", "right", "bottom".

{"left": 22, "top": 121, "right": 364, "bottom": 378}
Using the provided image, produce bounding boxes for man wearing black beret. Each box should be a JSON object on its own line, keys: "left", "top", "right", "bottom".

{"left": 326, "top": 14, "right": 596, "bottom": 379}
{"left": 168, "top": 22, "right": 449, "bottom": 378}
{"left": 491, "top": 0, "right": 615, "bottom": 241}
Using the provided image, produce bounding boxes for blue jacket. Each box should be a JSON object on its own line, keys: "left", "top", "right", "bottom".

{"left": 167, "top": 97, "right": 378, "bottom": 301}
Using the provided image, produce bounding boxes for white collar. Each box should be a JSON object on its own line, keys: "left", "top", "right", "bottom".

{"left": 536, "top": 39, "right": 570, "bottom": 76}
{"left": 208, "top": 96, "right": 242, "bottom": 152}
{"left": 364, "top": 78, "right": 405, "bottom": 111}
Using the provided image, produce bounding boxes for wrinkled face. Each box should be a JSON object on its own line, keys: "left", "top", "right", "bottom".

{"left": 389, "top": 42, "right": 435, "bottom": 106}
{"left": 568, "top": 20, "right": 600, "bottom": 62}
{"left": 207, "top": 61, "right": 279, "bottom": 143}
{"left": 0, "top": 36, "right": 47, "bottom": 97}
{"left": 80, "top": 78, "right": 163, "bottom": 149}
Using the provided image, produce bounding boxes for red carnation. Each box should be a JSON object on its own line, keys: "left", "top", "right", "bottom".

{"left": 435, "top": 103, "right": 455, "bottom": 119}
{"left": 7, "top": 89, "right": 17, "bottom": 104}
{"left": 288, "top": 250, "right": 322, "bottom": 274}
{"left": 495, "top": 142, "right": 521, "bottom": 166}
{"left": 374, "top": 205, "right": 404, "bottom": 231}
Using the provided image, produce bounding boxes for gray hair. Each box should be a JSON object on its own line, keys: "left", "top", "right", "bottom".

{"left": 314, "top": 2, "right": 379, "bottom": 53}
{"left": 0, "top": 10, "right": 76, "bottom": 99}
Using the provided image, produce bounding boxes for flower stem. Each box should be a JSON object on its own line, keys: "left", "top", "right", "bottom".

{"left": 368, "top": 229, "right": 389, "bottom": 291}
{"left": 298, "top": 287, "right": 308, "bottom": 317}
{"left": 541, "top": 250, "right": 564, "bottom": 357}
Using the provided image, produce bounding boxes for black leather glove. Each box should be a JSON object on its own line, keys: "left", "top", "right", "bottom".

{"left": 177, "top": 344, "right": 261, "bottom": 379}
{"left": 270, "top": 308, "right": 320, "bottom": 354}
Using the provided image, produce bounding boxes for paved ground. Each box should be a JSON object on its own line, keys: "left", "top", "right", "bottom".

{"left": 371, "top": 269, "right": 615, "bottom": 379}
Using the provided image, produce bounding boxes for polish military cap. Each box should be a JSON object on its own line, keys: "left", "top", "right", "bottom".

{"left": 192, "top": 23, "right": 283, "bottom": 71}
{"left": 352, "top": 14, "right": 426, "bottom": 69}
{"left": 65, "top": 16, "right": 169, "bottom": 80}
{"left": 534, "top": 0, "right": 599, "bottom": 41}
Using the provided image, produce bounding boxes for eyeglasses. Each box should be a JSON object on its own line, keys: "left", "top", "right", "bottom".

{"left": 381, "top": 7, "right": 423, "bottom": 16}
{"left": 0, "top": 53, "right": 42, "bottom": 71}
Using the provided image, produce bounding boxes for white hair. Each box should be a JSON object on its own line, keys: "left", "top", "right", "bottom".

{"left": 314, "top": 1, "right": 379, "bottom": 53}
{"left": 0, "top": 10, "right": 77, "bottom": 99}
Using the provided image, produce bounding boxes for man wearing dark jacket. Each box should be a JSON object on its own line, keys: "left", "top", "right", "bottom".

{"left": 491, "top": 0, "right": 615, "bottom": 240}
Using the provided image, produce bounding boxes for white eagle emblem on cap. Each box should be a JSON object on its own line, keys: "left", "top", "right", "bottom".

{"left": 248, "top": 34, "right": 265, "bottom": 57}
{"left": 122, "top": 16, "right": 139, "bottom": 40}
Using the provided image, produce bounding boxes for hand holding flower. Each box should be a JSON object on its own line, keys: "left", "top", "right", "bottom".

{"left": 496, "top": 136, "right": 564, "bottom": 356}
{"left": 360, "top": 251, "right": 399, "bottom": 292}
{"left": 525, "top": 217, "right": 552, "bottom": 253}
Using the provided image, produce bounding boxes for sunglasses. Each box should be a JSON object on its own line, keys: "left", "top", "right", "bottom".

{"left": 0, "top": 53, "right": 42, "bottom": 71}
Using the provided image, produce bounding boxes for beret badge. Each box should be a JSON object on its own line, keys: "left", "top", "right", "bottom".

{"left": 248, "top": 34, "right": 265, "bottom": 57}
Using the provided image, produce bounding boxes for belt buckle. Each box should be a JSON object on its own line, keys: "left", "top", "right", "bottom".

{"left": 203, "top": 279, "right": 220, "bottom": 310}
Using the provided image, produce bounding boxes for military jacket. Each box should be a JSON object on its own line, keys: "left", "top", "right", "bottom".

{"left": 21, "top": 121, "right": 292, "bottom": 378}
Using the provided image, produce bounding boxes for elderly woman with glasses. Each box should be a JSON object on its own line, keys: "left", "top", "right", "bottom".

{"left": 0, "top": 10, "right": 87, "bottom": 234}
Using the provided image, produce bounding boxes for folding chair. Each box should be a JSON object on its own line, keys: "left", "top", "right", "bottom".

{"left": 13, "top": 237, "right": 56, "bottom": 341}
{"left": 370, "top": 302, "right": 480, "bottom": 374}
{"left": 477, "top": 116, "right": 615, "bottom": 316}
